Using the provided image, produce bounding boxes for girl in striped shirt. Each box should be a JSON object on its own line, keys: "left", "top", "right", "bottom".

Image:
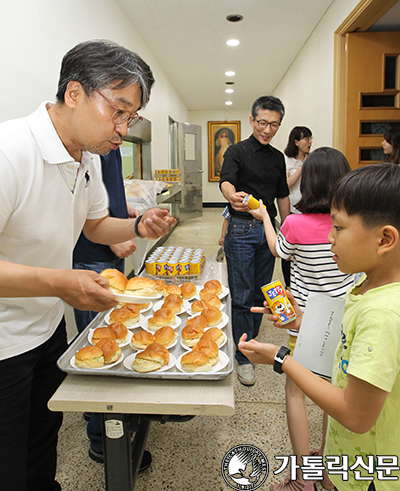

{"left": 249, "top": 147, "right": 354, "bottom": 491}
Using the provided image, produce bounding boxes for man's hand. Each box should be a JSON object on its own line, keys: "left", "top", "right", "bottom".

{"left": 229, "top": 191, "right": 250, "bottom": 212}
{"left": 238, "top": 333, "right": 279, "bottom": 365}
{"left": 110, "top": 240, "right": 137, "bottom": 259}
{"left": 57, "top": 270, "right": 118, "bottom": 311}
{"left": 137, "top": 208, "right": 177, "bottom": 239}
{"left": 250, "top": 290, "right": 303, "bottom": 331}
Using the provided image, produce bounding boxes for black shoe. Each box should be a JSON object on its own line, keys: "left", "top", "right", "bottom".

{"left": 83, "top": 412, "right": 92, "bottom": 422}
{"left": 89, "top": 447, "right": 152, "bottom": 472}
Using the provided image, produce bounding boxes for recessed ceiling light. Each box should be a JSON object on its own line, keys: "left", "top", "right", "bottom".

{"left": 227, "top": 14, "right": 243, "bottom": 23}
{"left": 226, "top": 39, "right": 240, "bottom": 47}
{"left": 225, "top": 101, "right": 233, "bottom": 106}
{"left": 225, "top": 71, "right": 235, "bottom": 77}
{"left": 225, "top": 88, "right": 234, "bottom": 93}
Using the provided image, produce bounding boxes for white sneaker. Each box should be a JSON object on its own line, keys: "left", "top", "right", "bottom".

{"left": 237, "top": 364, "right": 255, "bottom": 386}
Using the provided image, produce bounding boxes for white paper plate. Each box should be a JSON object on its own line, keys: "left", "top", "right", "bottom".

{"left": 130, "top": 334, "right": 178, "bottom": 351}
{"left": 123, "top": 352, "right": 176, "bottom": 372}
{"left": 114, "top": 301, "right": 153, "bottom": 314}
{"left": 187, "top": 311, "right": 229, "bottom": 329}
{"left": 88, "top": 328, "right": 133, "bottom": 348}
{"left": 140, "top": 314, "right": 181, "bottom": 333}
{"left": 180, "top": 330, "right": 227, "bottom": 351}
{"left": 114, "top": 292, "right": 162, "bottom": 302}
{"left": 176, "top": 351, "right": 229, "bottom": 373}
{"left": 104, "top": 312, "right": 146, "bottom": 330}
{"left": 70, "top": 352, "right": 124, "bottom": 370}
{"left": 153, "top": 299, "right": 190, "bottom": 316}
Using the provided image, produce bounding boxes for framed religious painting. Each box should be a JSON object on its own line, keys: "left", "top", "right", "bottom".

{"left": 208, "top": 121, "right": 241, "bottom": 182}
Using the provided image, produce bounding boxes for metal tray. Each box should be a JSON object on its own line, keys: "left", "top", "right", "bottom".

{"left": 57, "top": 291, "right": 234, "bottom": 381}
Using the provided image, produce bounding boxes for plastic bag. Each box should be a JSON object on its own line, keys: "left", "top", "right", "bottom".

{"left": 124, "top": 179, "right": 169, "bottom": 273}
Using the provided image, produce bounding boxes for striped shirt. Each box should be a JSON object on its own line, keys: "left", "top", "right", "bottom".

{"left": 276, "top": 213, "right": 354, "bottom": 335}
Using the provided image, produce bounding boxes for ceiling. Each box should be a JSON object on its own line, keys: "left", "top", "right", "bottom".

{"left": 117, "top": 0, "right": 336, "bottom": 111}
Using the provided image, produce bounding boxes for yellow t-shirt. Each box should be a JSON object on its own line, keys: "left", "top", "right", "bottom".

{"left": 325, "top": 277, "right": 400, "bottom": 490}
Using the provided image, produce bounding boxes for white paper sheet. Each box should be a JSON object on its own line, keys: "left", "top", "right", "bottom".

{"left": 293, "top": 292, "right": 345, "bottom": 379}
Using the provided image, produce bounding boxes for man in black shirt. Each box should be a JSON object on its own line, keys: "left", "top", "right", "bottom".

{"left": 219, "top": 96, "right": 290, "bottom": 385}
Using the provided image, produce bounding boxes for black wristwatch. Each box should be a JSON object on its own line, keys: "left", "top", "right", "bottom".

{"left": 273, "top": 346, "right": 291, "bottom": 374}
{"left": 133, "top": 214, "right": 144, "bottom": 238}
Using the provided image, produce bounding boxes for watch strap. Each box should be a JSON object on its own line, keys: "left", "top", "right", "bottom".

{"left": 273, "top": 346, "right": 291, "bottom": 374}
{"left": 133, "top": 214, "right": 144, "bottom": 238}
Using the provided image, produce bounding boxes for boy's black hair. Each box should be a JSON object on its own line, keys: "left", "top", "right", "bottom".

{"left": 295, "top": 147, "right": 350, "bottom": 214}
{"left": 329, "top": 163, "right": 400, "bottom": 230}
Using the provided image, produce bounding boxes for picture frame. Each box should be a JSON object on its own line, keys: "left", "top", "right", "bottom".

{"left": 208, "top": 121, "right": 241, "bottom": 182}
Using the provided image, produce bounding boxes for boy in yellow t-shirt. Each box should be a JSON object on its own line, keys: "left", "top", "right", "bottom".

{"left": 239, "top": 163, "right": 400, "bottom": 491}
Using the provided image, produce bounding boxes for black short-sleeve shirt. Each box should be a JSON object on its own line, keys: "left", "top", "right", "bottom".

{"left": 219, "top": 134, "right": 289, "bottom": 220}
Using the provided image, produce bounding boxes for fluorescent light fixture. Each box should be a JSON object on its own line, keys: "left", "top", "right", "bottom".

{"left": 225, "top": 101, "right": 233, "bottom": 106}
{"left": 225, "top": 71, "right": 235, "bottom": 77}
{"left": 226, "top": 39, "right": 240, "bottom": 46}
{"left": 225, "top": 88, "right": 234, "bottom": 93}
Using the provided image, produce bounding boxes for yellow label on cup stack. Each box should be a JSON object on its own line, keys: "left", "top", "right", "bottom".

{"left": 261, "top": 280, "right": 297, "bottom": 326}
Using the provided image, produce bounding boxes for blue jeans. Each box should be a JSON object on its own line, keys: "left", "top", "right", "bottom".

{"left": 224, "top": 218, "right": 275, "bottom": 365}
{"left": 73, "top": 258, "right": 124, "bottom": 453}
{"left": 0, "top": 319, "right": 67, "bottom": 491}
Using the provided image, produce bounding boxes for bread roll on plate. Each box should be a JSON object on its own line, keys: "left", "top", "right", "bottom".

{"left": 190, "top": 299, "right": 207, "bottom": 314}
{"left": 203, "top": 279, "right": 222, "bottom": 295}
{"left": 201, "top": 292, "right": 221, "bottom": 309}
{"left": 109, "top": 306, "right": 139, "bottom": 327}
{"left": 147, "top": 308, "right": 175, "bottom": 331}
{"left": 108, "top": 322, "right": 129, "bottom": 344}
{"left": 131, "top": 349, "right": 166, "bottom": 373}
{"left": 130, "top": 330, "right": 155, "bottom": 350}
{"left": 163, "top": 284, "right": 181, "bottom": 297}
{"left": 180, "top": 351, "right": 212, "bottom": 372}
{"left": 154, "top": 279, "right": 166, "bottom": 295}
{"left": 200, "top": 327, "right": 224, "bottom": 346}
{"left": 125, "top": 277, "right": 158, "bottom": 297}
{"left": 201, "top": 306, "right": 222, "bottom": 327}
{"left": 180, "top": 282, "right": 197, "bottom": 300}
{"left": 185, "top": 315, "right": 208, "bottom": 330}
{"left": 154, "top": 326, "right": 177, "bottom": 347}
{"left": 146, "top": 342, "right": 170, "bottom": 365}
{"left": 181, "top": 323, "right": 204, "bottom": 347}
{"left": 92, "top": 327, "right": 117, "bottom": 345}
{"left": 162, "top": 293, "right": 183, "bottom": 313}
{"left": 100, "top": 268, "right": 128, "bottom": 294}
{"left": 75, "top": 345, "right": 104, "bottom": 369}
{"left": 96, "top": 338, "right": 122, "bottom": 364}
{"left": 192, "top": 339, "right": 219, "bottom": 366}
{"left": 122, "top": 302, "right": 151, "bottom": 312}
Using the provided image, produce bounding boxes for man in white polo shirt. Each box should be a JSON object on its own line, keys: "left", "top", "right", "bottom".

{"left": 0, "top": 40, "right": 175, "bottom": 491}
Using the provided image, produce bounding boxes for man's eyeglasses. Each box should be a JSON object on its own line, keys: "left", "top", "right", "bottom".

{"left": 254, "top": 119, "right": 281, "bottom": 131}
{"left": 96, "top": 89, "right": 143, "bottom": 128}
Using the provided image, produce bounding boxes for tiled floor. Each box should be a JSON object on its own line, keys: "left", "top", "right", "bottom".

{"left": 55, "top": 208, "right": 325, "bottom": 490}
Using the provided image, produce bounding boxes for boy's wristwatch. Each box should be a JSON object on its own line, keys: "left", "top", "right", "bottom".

{"left": 273, "top": 346, "right": 291, "bottom": 374}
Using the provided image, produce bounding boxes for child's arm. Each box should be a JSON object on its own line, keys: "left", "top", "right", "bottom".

{"left": 218, "top": 218, "right": 229, "bottom": 246}
{"left": 238, "top": 336, "right": 388, "bottom": 434}
{"left": 248, "top": 199, "right": 280, "bottom": 257}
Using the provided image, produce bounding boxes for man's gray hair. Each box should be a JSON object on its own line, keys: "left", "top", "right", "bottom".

{"left": 56, "top": 39, "right": 155, "bottom": 108}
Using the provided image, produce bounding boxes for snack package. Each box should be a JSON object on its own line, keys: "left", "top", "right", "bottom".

{"left": 261, "top": 280, "right": 297, "bottom": 326}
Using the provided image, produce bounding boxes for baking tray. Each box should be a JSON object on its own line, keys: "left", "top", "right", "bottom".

{"left": 57, "top": 290, "right": 234, "bottom": 381}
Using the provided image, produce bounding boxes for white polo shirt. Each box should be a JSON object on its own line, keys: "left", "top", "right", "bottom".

{"left": 0, "top": 102, "right": 109, "bottom": 360}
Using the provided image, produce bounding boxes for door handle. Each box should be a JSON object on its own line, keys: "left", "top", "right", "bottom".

{"left": 198, "top": 170, "right": 204, "bottom": 173}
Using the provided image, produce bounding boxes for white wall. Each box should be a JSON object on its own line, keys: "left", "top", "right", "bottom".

{"left": 272, "top": 0, "right": 360, "bottom": 152}
{"left": 189, "top": 109, "right": 252, "bottom": 204}
{"left": 0, "top": 0, "right": 189, "bottom": 170}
